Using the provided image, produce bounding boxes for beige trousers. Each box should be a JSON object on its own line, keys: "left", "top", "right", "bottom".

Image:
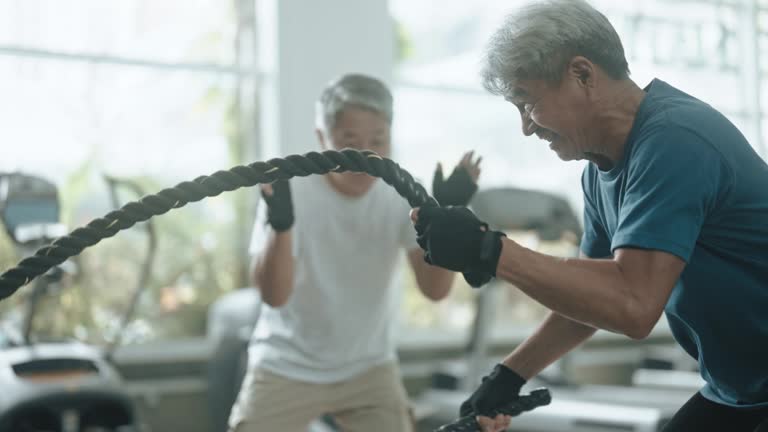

{"left": 227, "top": 362, "right": 414, "bottom": 432}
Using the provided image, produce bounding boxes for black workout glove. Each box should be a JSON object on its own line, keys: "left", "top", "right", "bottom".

{"left": 432, "top": 164, "right": 478, "bottom": 207}
{"left": 462, "top": 269, "right": 494, "bottom": 288}
{"left": 262, "top": 179, "right": 294, "bottom": 232}
{"left": 414, "top": 206, "right": 505, "bottom": 275}
{"left": 460, "top": 364, "right": 527, "bottom": 417}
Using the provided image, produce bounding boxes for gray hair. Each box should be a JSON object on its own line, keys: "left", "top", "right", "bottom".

{"left": 315, "top": 74, "right": 393, "bottom": 132}
{"left": 481, "top": 0, "right": 629, "bottom": 96}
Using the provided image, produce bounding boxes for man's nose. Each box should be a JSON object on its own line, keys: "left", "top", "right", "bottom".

{"left": 521, "top": 114, "right": 537, "bottom": 137}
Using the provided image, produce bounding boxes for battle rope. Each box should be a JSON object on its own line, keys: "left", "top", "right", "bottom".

{"left": 0, "top": 149, "right": 435, "bottom": 300}
{"left": 435, "top": 389, "right": 551, "bottom": 431}
{"left": 0, "top": 148, "right": 550, "bottom": 428}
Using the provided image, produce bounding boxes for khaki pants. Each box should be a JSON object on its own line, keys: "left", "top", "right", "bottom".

{"left": 228, "top": 362, "right": 414, "bottom": 432}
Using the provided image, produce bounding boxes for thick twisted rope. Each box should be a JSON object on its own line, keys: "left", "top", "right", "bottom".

{"left": 0, "top": 148, "right": 552, "bottom": 426}
{"left": 0, "top": 149, "right": 436, "bottom": 301}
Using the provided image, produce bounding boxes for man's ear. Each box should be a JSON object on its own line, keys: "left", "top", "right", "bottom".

{"left": 568, "top": 56, "right": 595, "bottom": 88}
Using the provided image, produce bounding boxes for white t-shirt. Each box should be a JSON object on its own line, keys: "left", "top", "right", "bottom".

{"left": 248, "top": 176, "right": 419, "bottom": 383}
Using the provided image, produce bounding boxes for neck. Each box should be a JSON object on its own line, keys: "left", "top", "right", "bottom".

{"left": 587, "top": 80, "right": 646, "bottom": 170}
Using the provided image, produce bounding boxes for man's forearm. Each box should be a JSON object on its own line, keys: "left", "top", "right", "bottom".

{"left": 503, "top": 311, "right": 597, "bottom": 379}
{"left": 496, "top": 239, "right": 649, "bottom": 338}
{"left": 409, "top": 249, "right": 454, "bottom": 301}
{"left": 418, "top": 265, "right": 455, "bottom": 301}
{"left": 253, "top": 230, "right": 294, "bottom": 307}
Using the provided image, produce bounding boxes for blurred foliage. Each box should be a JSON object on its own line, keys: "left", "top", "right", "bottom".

{"left": 395, "top": 19, "right": 415, "bottom": 63}
{"left": 0, "top": 170, "right": 247, "bottom": 346}
{"left": 0, "top": 94, "right": 250, "bottom": 347}
{"left": 0, "top": 0, "right": 253, "bottom": 348}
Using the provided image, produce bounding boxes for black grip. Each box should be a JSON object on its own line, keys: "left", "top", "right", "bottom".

{"left": 434, "top": 388, "right": 551, "bottom": 432}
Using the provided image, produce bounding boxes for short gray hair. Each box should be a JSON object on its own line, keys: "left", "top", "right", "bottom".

{"left": 315, "top": 74, "right": 393, "bottom": 132}
{"left": 481, "top": 0, "right": 629, "bottom": 96}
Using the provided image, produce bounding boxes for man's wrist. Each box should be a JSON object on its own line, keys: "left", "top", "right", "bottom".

{"left": 267, "top": 219, "right": 293, "bottom": 232}
{"left": 477, "top": 230, "right": 505, "bottom": 276}
{"left": 270, "top": 227, "right": 293, "bottom": 239}
{"left": 494, "top": 237, "right": 527, "bottom": 282}
{"left": 492, "top": 363, "right": 527, "bottom": 391}
{"left": 501, "top": 357, "right": 533, "bottom": 381}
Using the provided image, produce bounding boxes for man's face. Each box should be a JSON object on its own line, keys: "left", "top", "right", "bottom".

{"left": 507, "top": 76, "right": 595, "bottom": 161}
{"left": 319, "top": 107, "right": 391, "bottom": 195}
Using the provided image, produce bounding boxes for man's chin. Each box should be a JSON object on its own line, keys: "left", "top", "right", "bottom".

{"left": 350, "top": 175, "right": 376, "bottom": 189}
{"left": 342, "top": 172, "right": 375, "bottom": 182}
{"left": 551, "top": 148, "right": 577, "bottom": 162}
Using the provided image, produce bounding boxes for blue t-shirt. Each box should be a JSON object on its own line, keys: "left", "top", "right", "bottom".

{"left": 581, "top": 79, "right": 768, "bottom": 407}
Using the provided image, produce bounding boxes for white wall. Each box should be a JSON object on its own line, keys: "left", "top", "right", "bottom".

{"left": 257, "top": 0, "right": 395, "bottom": 158}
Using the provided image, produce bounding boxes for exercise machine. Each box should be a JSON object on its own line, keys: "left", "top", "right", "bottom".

{"left": 0, "top": 172, "right": 145, "bottom": 432}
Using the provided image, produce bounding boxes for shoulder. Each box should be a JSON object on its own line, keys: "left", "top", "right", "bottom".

{"left": 623, "top": 118, "right": 734, "bottom": 209}
{"left": 629, "top": 114, "right": 728, "bottom": 172}
{"left": 626, "top": 123, "right": 732, "bottom": 199}
{"left": 368, "top": 180, "right": 412, "bottom": 221}
{"left": 371, "top": 179, "right": 410, "bottom": 212}
{"left": 634, "top": 80, "right": 737, "bottom": 164}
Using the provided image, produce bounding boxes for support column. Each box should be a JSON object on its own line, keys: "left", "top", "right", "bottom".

{"left": 256, "top": 0, "right": 395, "bottom": 158}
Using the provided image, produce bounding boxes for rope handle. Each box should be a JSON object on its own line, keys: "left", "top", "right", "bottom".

{"left": 434, "top": 388, "right": 551, "bottom": 432}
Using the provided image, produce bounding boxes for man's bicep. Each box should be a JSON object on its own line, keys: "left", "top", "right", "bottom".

{"left": 614, "top": 247, "right": 685, "bottom": 319}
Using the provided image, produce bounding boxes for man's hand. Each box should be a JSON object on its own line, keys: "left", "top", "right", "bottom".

{"left": 432, "top": 151, "right": 482, "bottom": 207}
{"left": 261, "top": 180, "right": 294, "bottom": 232}
{"left": 461, "top": 364, "right": 526, "bottom": 431}
{"left": 411, "top": 206, "right": 504, "bottom": 275}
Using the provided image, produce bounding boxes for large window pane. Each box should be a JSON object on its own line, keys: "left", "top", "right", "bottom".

{"left": 0, "top": 57, "right": 235, "bottom": 181}
{"left": 0, "top": 55, "right": 246, "bottom": 344}
{"left": 0, "top": 0, "right": 236, "bottom": 64}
